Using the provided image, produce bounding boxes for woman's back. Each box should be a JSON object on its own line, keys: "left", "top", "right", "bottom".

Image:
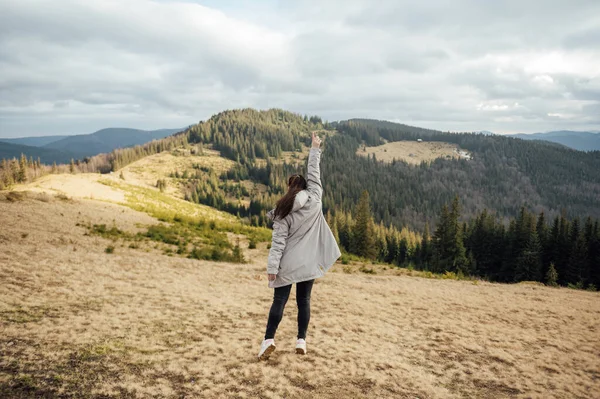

{"left": 266, "top": 147, "right": 341, "bottom": 288}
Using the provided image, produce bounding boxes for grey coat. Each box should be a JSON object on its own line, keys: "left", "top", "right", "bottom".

{"left": 266, "top": 148, "right": 341, "bottom": 288}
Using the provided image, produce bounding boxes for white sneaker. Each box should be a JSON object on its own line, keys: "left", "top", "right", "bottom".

{"left": 295, "top": 338, "right": 307, "bottom": 355}
{"left": 258, "top": 339, "right": 276, "bottom": 360}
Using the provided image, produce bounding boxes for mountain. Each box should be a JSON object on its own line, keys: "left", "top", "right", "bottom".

{"left": 43, "top": 127, "right": 184, "bottom": 158}
{"left": 507, "top": 131, "right": 600, "bottom": 151}
{"left": 0, "top": 135, "right": 69, "bottom": 147}
{"left": 0, "top": 142, "right": 75, "bottom": 164}
{"left": 0, "top": 127, "right": 184, "bottom": 163}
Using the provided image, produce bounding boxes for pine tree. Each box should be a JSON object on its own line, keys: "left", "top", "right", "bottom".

{"left": 546, "top": 263, "right": 558, "bottom": 287}
{"left": 567, "top": 234, "right": 589, "bottom": 285}
{"left": 555, "top": 215, "right": 570, "bottom": 285}
{"left": 397, "top": 237, "right": 409, "bottom": 265}
{"left": 420, "top": 222, "right": 432, "bottom": 268}
{"left": 0, "top": 159, "right": 8, "bottom": 189}
{"left": 537, "top": 212, "right": 551, "bottom": 279}
{"left": 385, "top": 230, "right": 398, "bottom": 264}
{"left": 376, "top": 225, "right": 389, "bottom": 261}
{"left": 589, "top": 221, "right": 600, "bottom": 288}
{"left": 432, "top": 205, "right": 451, "bottom": 273}
{"left": 18, "top": 154, "right": 27, "bottom": 182}
{"left": 515, "top": 231, "right": 543, "bottom": 282}
{"left": 500, "top": 220, "right": 518, "bottom": 282}
{"left": 352, "top": 190, "right": 376, "bottom": 259}
{"left": 8, "top": 160, "right": 17, "bottom": 185}
{"left": 537, "top": 212, "right": 548, "bottom": 245}
{"left": 432, "top": 197, "right": 467, "bottom": 274}
{"left": 331, "top": 215, "right": 340, "bottom": 245}
{"left": 450, "top": 197, "right": 468, "bottom": 274}
{"left": 232, "top": 239, "right": 245, "bottom": 263}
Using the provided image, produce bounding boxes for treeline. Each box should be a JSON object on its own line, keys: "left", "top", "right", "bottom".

{"left": 0, "top": 155, "right": 49, "bottom": 190}
{"left": 342, "top": 193, "right": 600, "bottom": 289}
{"left": 333, "top": 190, "right": 422, "bottom": 265}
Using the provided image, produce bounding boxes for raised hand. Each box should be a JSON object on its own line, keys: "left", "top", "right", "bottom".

{"left": 312, "top": 131, "right": 322, "bottom": 149}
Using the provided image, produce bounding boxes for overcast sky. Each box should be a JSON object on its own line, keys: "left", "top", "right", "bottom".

{"left": 1, "top": 0, "right": 599, "bottom": 138}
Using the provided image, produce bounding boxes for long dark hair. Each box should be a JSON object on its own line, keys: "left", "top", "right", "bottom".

{"left": 273, "top": 174, "right": 307, "bottom": 219}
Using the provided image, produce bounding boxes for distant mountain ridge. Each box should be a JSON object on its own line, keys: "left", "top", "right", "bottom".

{"left": 0, "top": 127, "right": 184, "bottom": 162}
{"left": 0, "top": 135, "right": 70, "bottom": 147}
{"left": 506, "top": 130, "right": 600, "bottom": 151}
{"left": 0, "top": 142, "right": 75, "bottom": 164}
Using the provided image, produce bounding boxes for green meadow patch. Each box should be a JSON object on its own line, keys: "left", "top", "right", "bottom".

{"left": 88, "top": 179, "right": 271, "bottom": 263}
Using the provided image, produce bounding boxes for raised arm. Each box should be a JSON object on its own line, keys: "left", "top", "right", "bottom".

{"left": 306, "top": 132, "right": 323, "bottom": 202}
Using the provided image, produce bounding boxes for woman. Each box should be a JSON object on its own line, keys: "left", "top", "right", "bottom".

{"left": 258, "top": 132, "right": 341, "bottom": 360}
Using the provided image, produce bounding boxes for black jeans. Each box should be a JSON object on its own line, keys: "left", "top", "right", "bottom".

{"left": 264, "top": 280, "right": 314, "bottom": 340}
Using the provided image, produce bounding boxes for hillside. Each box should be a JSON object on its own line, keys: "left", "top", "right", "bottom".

{"left": 0, "top": 141, "right": 75, "bottom": 164}
{"left": 1, "top": 186, "right": 599, "bottom": 398}
{"left": 508, "top": 131, "right": 600, "bottom": 152}
{"left": 324, "top": 119, "right": 600, "bottom": 228}
{"left": 0, "top": 127, "right": 184, "bottom": 163}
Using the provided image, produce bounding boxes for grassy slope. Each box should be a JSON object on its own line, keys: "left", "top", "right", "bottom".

{"left": 10, "top": 146, "right": 271, "bottom": 258}
{"left": 1, "top": 193, "right": 599, "bottom": 398}
{"left": 356, "top": 140, "right": 466, "bottom": 165}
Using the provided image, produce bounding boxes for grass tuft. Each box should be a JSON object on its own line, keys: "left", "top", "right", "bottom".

{"left": 6, "top": 191, "right": 25, "bottom": 202}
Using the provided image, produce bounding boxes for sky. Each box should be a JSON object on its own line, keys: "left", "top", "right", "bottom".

{"left": 1, "top": 0, "right": 599, "bottom": 138}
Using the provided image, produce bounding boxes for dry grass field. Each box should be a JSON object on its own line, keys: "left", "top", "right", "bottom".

{"left": 357, "top": 141, "right": 468, "bottom": 165}
{"left": 1, "top": 189, "right": 599, "bottom": 398}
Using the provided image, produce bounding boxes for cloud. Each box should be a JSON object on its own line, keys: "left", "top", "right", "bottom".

{"left": 0, "top": 0, "right": 599, "bottom": 137}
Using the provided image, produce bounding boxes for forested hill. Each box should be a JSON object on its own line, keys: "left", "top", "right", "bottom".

{"left": 182, "top": 110, "right": 600, "bottom": 230}
{"left": 325, "top": 119, "right": 600, "bottom": 229}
